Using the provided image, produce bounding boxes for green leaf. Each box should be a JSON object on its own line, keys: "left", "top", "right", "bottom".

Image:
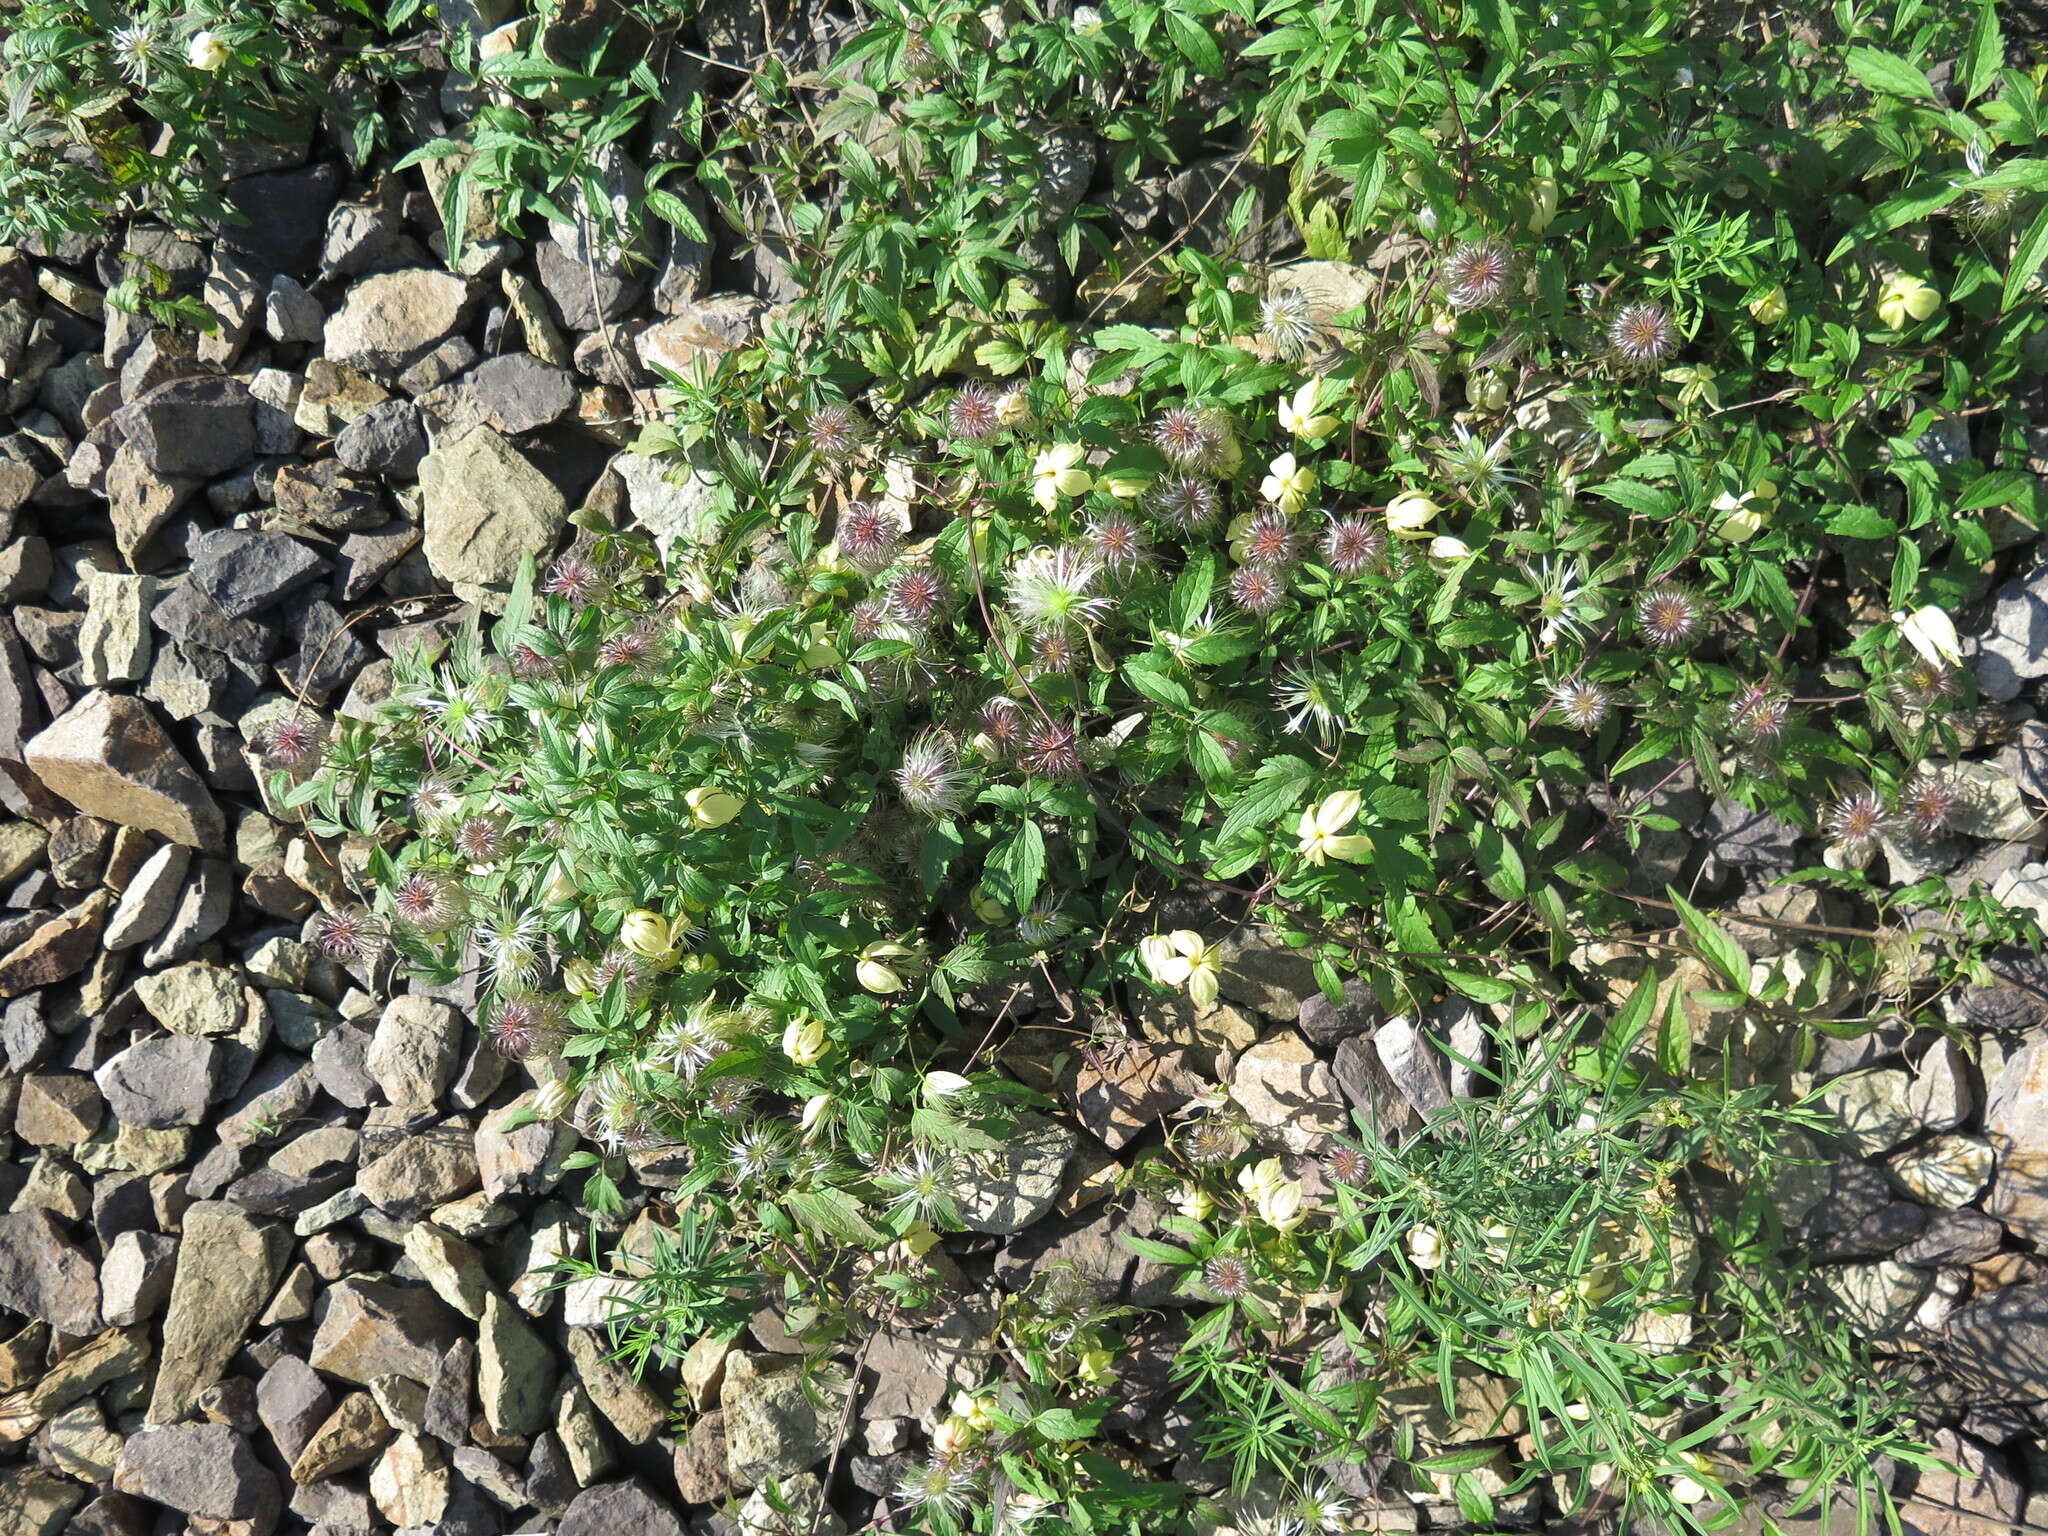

{"left": 987, "top": 821, "right": 1047, "bottom": 913}
{"left": 1824, "top": 504, "right": 1895, "bottom": 539}
{"left": 2004, "top": 203, "right": 2048, "bottom": 313}
{"left": 1215, "top": 754, "right": 1315, "bottom": 844}
{"left": 1655, "top": 980, "right": 1691, "bottom": 1078}
{"left": 1957, "top": 469, "right": 2032, "bottom": 513}
{"left": 1667, "top": 886, "right": 1751, "bottom": 991}
{"left": 1600, "top": 969, "right": 1661, "bottom": 1084}
{"left": 1163, "top": 10, "right": 1225, "bottom": 75}
{"left": 1964, "top": 1, "right": 2003, "bottom": 101}
{"left": 1842, "top": 46, "right": 1937, "bottom": 102}
{"left": 1588, "top": 479, "right": 1676, "bottom": 517}
{"left": 1416, "top": 1446, "right": 1504, "bottom": 1474}
{"left": 1473, "top": 824, "right": 1526, "bottom": 901}
{"left": 1032, "top": 1406, "right": 1107, "bottom": 1440}
{"left": 1438, "top": 969, "right": 1516, "bottom": 1004}
{"left": 786, "top": 1188, "right": 886, "bottom": 1248}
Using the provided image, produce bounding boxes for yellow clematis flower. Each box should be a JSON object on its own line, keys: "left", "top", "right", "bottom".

{"left": 619, "top": 910, "right": 671, "bottom": 960}
{"left": 1259, "top": 452, "right": 1316, "bottom": 514}
{"left": 1296, "top": 791, "right": 1370, "bottom": 866}
{"left": 1893, "top": 604, "right": 1961, "bottom": 667}
{"left": 1748, "top": 285, "right": 1788, "bottom": 325}
{"left": 781, "top": 1016, "right": 828, "bottom": 1066}
{"left": 1032, "top": 444, "right": 1093, "bottom": 509}
{"left": 1277, "top": 381, "right": 1339, "bottom": 440}
{"left": 1384, "top": 490, "right": 1441, "bottom": 534}
{"left": 1139, "top": 930, "right": 1221, "bottom": 1009}
{"left": 685, "top": 787, "right": 744, "bottom": 828}
{"left": 1875, "top": 273, "right": 1941, "bottom": 330}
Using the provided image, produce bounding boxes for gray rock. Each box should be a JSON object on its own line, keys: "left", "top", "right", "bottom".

{"left": 957, "top": 1110, "right": 1077, "bottom": 1234}
{"left": 0, "top": 1208, "right": 100, "bottom": 1334}
{"left": 1896, "top": 1208, "right": 2003, "bottom": 1267}
{"left": 1974, "top": 574, "right": 2048, "bottom": 703}
{"left": 102, "top": 841, "right": 189, "bottom": 950}
{"left": 558, "top": 1478, "right": 688, "bottom": 1536}
{"left": 1331, "top": 1034, "right": 1422, "bottom": 1139}
{"left": 1815, "top": 1260, "right": 1931, "bottom": 1339}
{"left": 1229, "top": 1030, "right": 1348, "bottom": 1154}
{"left": 0, "top": 1467, "right": 85, "bottom": 1535}
{"left": 23, "top": 690, "right": 224, "bottom": 849}
{"left": 470, "top": 352, "right": 577, "bottom": 434}
{"left": 100, "top": 1230, "right": 178, "bottom": 1326}
{"left": 1987, "top": 1039, "right": 2048, "bottom": 1243}
{"left": 185, "top": 527, "right": 329, "bottom": 619}
{"left": 324, "top": 268, "right": 476, "bottom": 373}
{"left": 1817, "top": 1068, "right": 1925, "bottom": 1157}
{"left": 112, "top": 375, "right": 254, "bottom": 478}
{"left": 148, "top": 1201, "right": 288, "bottom": 1424}
{"left": 366, "top": 994, "right": 464, "bottom": 1108}
{"left": 114, "top": 1423, "right": 280, "bottom": 1523}
{"left": 95, "top": 1034, "right": 227, "bottom": 1127}
{"left": 1699, "top": 796, "right": 1804, "bottom": 874}
{"left": 335, "top": 396, "right": 428, "bottom": 477}
{"left": 534, "top": 237, "right": 642, "bottom": 332}
{"left": 1957, "top": 946, "right": 2048, "bottom": 1031}
{"left": 612, "top": 446, "right": 721, "bottom": 553}
{"left": 1946, "top": 1283, "right": 2048, "bottom": 1398}
{"left": 227, "top": 1122, "right": 359, "bottom": 1214}
{"left": 265, "top": 274, "right": 325, "bottom": 343}
{"left": 1375, "top": 1016, "right": 1452, "bottom": 1119}
{"left": 478, "top": 1290, "right": 556, "bottom": 1437}
{"left": 476, "top": 1091, "right": 573, "bottom": 1199}
{"left": 721, "top": 1351, "right": 840, "bottom": 1488}
{"left": 356, "top": 1120, "right": 480, "bottom": 1217}
{"left": 1299, "top": 976, "right": 1375, "bottom": 1046}
{"left": 139, "top": 855, "right": 231, "bottom": 966}
{"left": 418, "top": 424, "right": 569, "bottom": 590}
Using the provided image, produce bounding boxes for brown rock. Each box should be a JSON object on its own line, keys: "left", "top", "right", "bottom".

{"left": 309, "top": 1277, "right": 463, "bottom": 1387}
{"left": 147, "top": 1203, "right": 288, "bottom": 1426}
{"left": 289, "top": 1391, "right": 392, "bottom": 1483}
{"left": 672, "top": 1411, "right": 727, "bottom": 1504}
{"left": 0, "top": 893, "right": 111, "bottom": 998}
{"left": 14, "top": 1073, "right": 102, "bottom": 1147}
{"left": 23, "top": 692, "right": 224, "bottom": 849}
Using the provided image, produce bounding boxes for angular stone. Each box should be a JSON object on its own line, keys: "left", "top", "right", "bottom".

{"left": 77, "top": 571, "right": 155, "bottom": 686}
{"left": 559, "top": 1477, "right": 688, "bottom": 1536}
{"left": 101, "top": 1232, "right": 178, "bottom": 1327}
{"left": 15, "top": 1072, "right": 101, "bottom": 1147}
{"left": 478, "top": 1290, "right": 556, "bottom": 1437}
{"left": 721, "top": 1351, "right": 840, "bottom": 1488}
{"left": 113, "top": 375, "right": 255, "bottom": 479}
{"left": 470, "top": 352, "right": 577, "bottom": 434}
{"left": 0, "top": 1209, "right": 100, "bottom": 1334}
{"left": 23, "top": 691, "right": 223, "bottom": 848}
{"left": 1984, "top": 1039, "right": 2048, "bottom": 1243}
{"left": 1375, "top": 1016, "right": 1453, "bottom": 1119}
{"left": 956, "top": 1110, "right": 1076, "bottom": 1234}
{"left": 95, "top": 1035, "right": 226, "bottom": 1128}
{"left": 1818, "top": 1068, "right": 1924, "bottom": 1157}
{"left": 366, "top": 994, "right": 464, "bottom": 1108}
{"left": 184, "top": 527, "right": 328, "bottom": 619}
{"left": 564, "top": 1326, "right": 665, "bottom": 1444}
{"left": 1946, "top": 1283, "right": 2048, "bottom": 1398}
{"left": 1229, "top": 1030, "right": 1348, "bottom": 1154}
{"left": 1214, "top": 930, "right": 1319, "bottom": 1022}
{"left": 324, "top": 269, "right": 476, "bottom": 373}
{"left": 1890, "top": 1135, "right": 1995, "bottom": 1209}
{"left": 0, "top": 892, "right": 111, "bottom": 997}
{"left": 256, "top": 1354, "right": 332, "bottom": 1466}
{"left": 290, "top": 1390, "right": 392, "bottom": 1483}
{"left": 114, "top": 1422, "right": 279, "bottom": 1523}
{"left": 402, "top": 1221, "right": 490, "bottom": 1320}
{"left": 1073, "top": 1043, "right": 1203, "bottom": 1150}
{"left": 371, "top": 1431, "right": 451, "bottom": 1526}
{"left": 134, "top": 960, "right": 246, "bottom": 1038}
{"left": 418, "top": 425, "right": 569, "bottom": 590}
{"left": 147, "top": 1204, "right": 284, "bottom": 1426}
{"left": 356, "top": 1120, "right": 479, "bottom": 1218}
{"left": 227, "top": 1122, "right": 358, "bottom": 1215}
{"left": 103, "top": 841, "right": 189, "bottom": 951}
{"left": 310, "top": 1276, "right": 463, "bottom": 1387}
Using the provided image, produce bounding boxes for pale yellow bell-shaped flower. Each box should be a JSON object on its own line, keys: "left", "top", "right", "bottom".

{"left": 1297, "top": 790, "right": 1369, "bottom": 866}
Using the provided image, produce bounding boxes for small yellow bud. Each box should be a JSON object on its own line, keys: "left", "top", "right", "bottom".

{"left": 685, "top": 787, "right": 744, "bottom": 828}
{"left": 1875, "top": 273, "right": 1941, "bottom": 330}
{"left": 800, "top": 1093, "right": 833, "bottom": 1135}
{"left": 781, "top": 1016, "right": 829, "bottom": 1066}
{"left": 1748, "top": 285, "right": 1788, "bottom": 325}
{"left": 1384, "top": 491, "right": 1441, "bottom": 534}
{"left": 619, "top": 910, "right": 671, "bottom": 960}
{"left": 187, "top": 30, "right": 230, "bottom": 70}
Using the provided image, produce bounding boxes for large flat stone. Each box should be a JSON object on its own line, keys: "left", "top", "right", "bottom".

{"left": 23, "top": 691, "right": 223, "bottom": 849}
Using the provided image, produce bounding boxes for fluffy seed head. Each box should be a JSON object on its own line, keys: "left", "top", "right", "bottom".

{"left": 1729, "top": 684, "right": 1791, "bottom": 744}
{"left": 454, "top": 815, "right": 505, "bottom": 865}
{"left": 1899, "top": 771, "right": 1966, "bottom": 837}
{"left": 948, "top": 383, "right": 1003, "bottom": 440}
{"left": 1606, "top": 302, "right": 1679, "bottom": 368}
{"left": 725, "top": 1120, "right": 794, "bottom": 1184}
{"left": 543, "top": 553, "right": 607, "bottom": 607}
{"left": 896, "top": 730, "right": 972, "bottom": 820}
{"left": 1239, "top": 511, "right": 1302, "bottom": 570}
{"left": 887, "top": 566, "right": 950, "bottom": 626}
{"left": 837, "top": 501, "right": 903, "bottom": 575}
{"left": 1826, "top": 789, "right": 1890, "bottom": 850}
{"left": 1020, "top": 718, "right": 1083, "bottom": 778}
{"left": 1228, "top": 563, "right": 1288, "bottom": 615}
{"left": 1006, "top": 546, "right": 1109, "bottom": 633}
{"left": 848, "top": 598, "right": 893, "bottom": 644}
{"left": 1148, "top": 474, "right": 1221, "bottom": 530}
{"left": 389, "top": 869, "right": 465, "bottom": 934}
{"left": 1442, "top": 239, "right": 1515, "bottom": 308}
{"left": 313, "top": 906, "right": 383, "bottom": 963}
{"left": 510, "top": 644, "right": 554, "bottom": 680}
{"left": 808, "top": 402, "right": 864, "bottom": 463}
{"left": 1085, "top": 510, "right": 1152, "bottom": 574}
{"left": 1151, "top": 406, "right": 1220, "bottom": 468}
{"left": 1259, "top": 291, "right": 1319, "bottom": 359}
{"left": 596, "top": 618, "right": 667, "bottom": 676}
{"left": 1029, "top": 629, "right": 1076, "bottom": 673}
{"left": 1321, "top": 516, "right": 1387, "bottom": 576}
{"left": 1894, "top": 659, "right": 1960, "bottom": 710}
{"left": 981, "top": 697, "right": 1026, "bottom": 754}
{"left": 486, "top": 994, "right": 561, "bottom": 1059}
{"left": 1204, "top": 1254, "right": 1255, "bottom": 1299}
{"left": 1326, "top": 1144, "right": 1369, "bottom": 1184}
{"left": 702, "top": 1077, "right": 754, "bottom": 1118}
{"left": 476, "top": 909, "right": 546, "bottom": 987}
{"left": 1636, "top": 585, "right": 1704, "bottom": 648}
{"left": 1549, "top": 678, "right": 1612, "bottom": 732}
{"left": 262, "top": 715, "right": 326, "bottom": 769}
{"left": 1182, "top": 1120, "right": 1238, "bottom": 1166}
